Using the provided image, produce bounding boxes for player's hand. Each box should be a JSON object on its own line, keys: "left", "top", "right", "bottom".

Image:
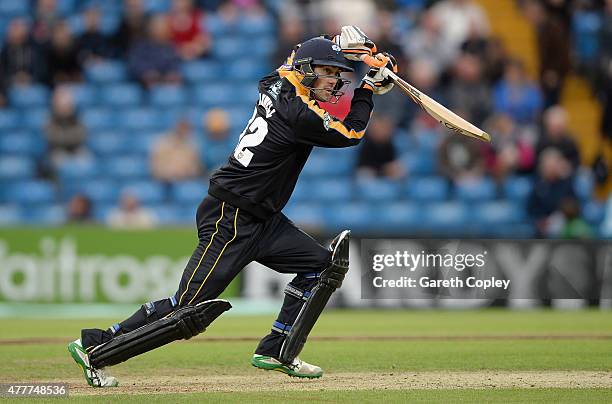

{"left": 360, "top": 52, "right": 398, "bottom": 95}
{"left": 333, "top": 25, "right": 377, "bottom": 62}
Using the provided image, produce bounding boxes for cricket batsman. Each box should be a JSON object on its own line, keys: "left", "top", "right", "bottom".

{"left": 68, "top": 26, "right": 397, "bottom": 386}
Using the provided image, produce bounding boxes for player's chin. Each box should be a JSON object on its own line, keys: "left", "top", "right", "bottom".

{"left": 315, "top": 90, "right": 333, "bottom": 103}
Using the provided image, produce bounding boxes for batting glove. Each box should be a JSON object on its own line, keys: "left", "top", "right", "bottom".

{"left": 360, "top": 52, "right": 398, "bottom": 95}
{"left": 333, "top": 25, "right": 377, "bottom": 62}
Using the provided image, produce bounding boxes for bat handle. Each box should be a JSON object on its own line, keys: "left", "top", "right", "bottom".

{"left": 359, "top": 53, "right": 388, "bottom": 68}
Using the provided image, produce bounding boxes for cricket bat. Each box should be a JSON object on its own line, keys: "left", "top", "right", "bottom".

{"left": 360, "top": 54, "right": 491, "bottom": 143}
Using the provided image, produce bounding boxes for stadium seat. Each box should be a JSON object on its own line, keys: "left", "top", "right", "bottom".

{"left": 455, "top": 178, "right": 497, "bottom": 201}
{"left": 0, "top": 131, "right": 44, "bottom": 156}
{"left": 120, "top": 108, "right": 165, "bottom": 131}
{"left": 0, "top": 156, "right": 35, "bottom": 179}
{"left": 79, "top": 179, "right": 120, "bottom": 203}
{"left": 503, "top": 176, "right": 533, "bottom": 202}
{"left": 120, "top": 181, "right": 166, "bottom": 204}
{"left": 181, "top": 60, "right": 220, "bottom": 82}
{"left": 85, "top": 61, "right": 127, "bottom": 83}
{"left": 324, "top": 202, "right": 375, "bottom": 233}
{"left": 290, "top": 178, "right": 311, "bottom": 203}
{"left": 282, "top": 203, "right": 325, "bottom": 228}
{"left": 105, "top": 155, "right": 150, "bottom": 179}
{"left": 82, "top": 108, "right": 117, "bottom": 131}
{"left": 20, "top": 108, "right": 48, "bottom": 130}
{"left": 88, "top": 132, "right": 132, "bottom": 156}
{"left": 227, "top": 59, "right": 270, "bottom": 82}
{"left": 472, "top": 201, "right": 526, "bottom": 225}
{"left": 310, "top": 179, "right": 353, "bottom": 202}
{"left": 355, "top": 178, "right": 401, "bottom": 202}
{"left": 0, "top": 0, "right": 29, "bottom": 16}
{"left": 65, "top": 84, "right": 98, "bottom": 107}
{"left": 402, "top": 152, "right": 436, "bottom": 175}
{"left": 24, "top": 204, "right": 66, "bottom": 225}
{"left": 0, "top": 109, "right": 19, "bottom": 131}
{"left": 572, "top": 11, "right": 602, "bottom": 63}
{"left": 57, "top": 157, "right": 100, "bottom": 181}
{"left": 393, "top": 131, "right": 415, "bottom": 154}
{"left": 9, "top": 180, "right": 56, "bottom": 205}
{"left": 9, "top": 85, "right": 50, "bottom": 108}
{"left": 129, "top": 133, "right": 158, "bottom": 155}
{"left": 405, "top": 176, "right": 448, "bottom": 201}
{"left": 425, "top": 202, "right": 469, "bottom": 230}
{"left": 205, "top": 14, "right": 239, "bottom": 37}
{"left": 100, "top": 84, "right": 143, "bottom": 106}
{"left": 238, "top": 14, "right": 275, "bottom": 36}
{"left": 583, "top": 200, "right": 605, "bottom": 225}
{"left": 192, "top": 84, "right": 235, "bottom": 107}
{"left": 0, "top": 205, "right": 21, "bottom": 225}
{"left": 375, "top": 202, "right": 421, "bottom": 231}
{"left": 251, "top": 37, "right": 276, "bottom": 58}
{"left": 148, "top": 0, "right": 172, "bottom": 12}
{"left": 213, "top": 37, "right": 249, "bottom": 60}
{"left": 171, "top": 180, "right": 208, "bottom": 205}
{"left": 151, "top": 204, "right": 189, "bottom": 225}
{"left": 150, "top": 85, "right": 187, "bottom": 107}
{"left": 574, "top": 168, "right": 594, "bottom": 202}
{"left": 302, "top": 153, "right": 349, "bottom": 177}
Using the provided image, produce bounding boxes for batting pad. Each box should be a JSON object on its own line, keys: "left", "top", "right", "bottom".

{"left": 89, "top": 299, "right": 232, "bottom": 368}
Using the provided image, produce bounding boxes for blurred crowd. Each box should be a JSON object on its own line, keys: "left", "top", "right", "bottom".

{"left": 0, "top": 0, "right": 610, "bottom": 238}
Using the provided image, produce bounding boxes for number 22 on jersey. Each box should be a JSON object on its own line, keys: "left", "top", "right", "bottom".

{"left": 233, "top": 108, "right": 269, "bottom": 167}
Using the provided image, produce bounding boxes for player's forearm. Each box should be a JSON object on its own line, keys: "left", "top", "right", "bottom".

{"left": 342, "top": 88, "right": 374, "bottom": 133}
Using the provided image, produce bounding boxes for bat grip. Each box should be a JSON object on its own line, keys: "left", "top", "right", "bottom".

{"left": 359, "top": 54, "right": 388, "bottom": 68}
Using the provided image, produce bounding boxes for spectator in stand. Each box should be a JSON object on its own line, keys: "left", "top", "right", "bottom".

{"left": 402, "top": 58, "right": 442, "bottom": 127}
{"left": 107, "top": 193, "right": 157, "bottom": 229}
{"left": 128, "top": 14, "right": 182, "bottom": 89}
{"left": 536, "top": 105, "right": 580, "bottom": 170}
{"left": 319, "top": 0, "right": 377, "bottom": 35}
{"left": 492, "top": 59, "right": 543, "bottom": 125}
{"left": 150, "top": 118, "right": 203, "bottom": 183}
{"left": 482, "top": 37, "right": 509, "bottom": 85}
{"left": 273, "top": 15, "right": 307, "bottom": 67}
{"left": 600, "top": 0, "right": 612, "bottom": 68}
{"left": 168, "top": 0, "right": 211, "bottom": 60}
{"left": 527, "top": 148, "right": 576, "bottom": 236}
{"left": 557, "top": 196, "right": 594, "bottom": 239}
{"left": 113, "top": 0, "right": 150, "bottom": 57}
{"left": 44, "top": 86, "right": 88, "bottom": 166}
{"left": 403, "top": 10, "right": 456, "bottom": 78}
{"left": 524, "top": 0, "right": 571, "bottom": 107}
{"left": 66, "top": 193, "right": 93, "bottom": 223}
{"left": 369, "top": 10, "right": 405, "bottom": 67}
{"left": 438, "top": 126, "right": 485, "bottom": 185}
{"left": 0, "top": 18, "right": 47, "bottom": 86}
{"left": 460, "top": 20, "right": 489, "bottom": 60}
{"left": 32, "top": 0, "right": 61, "bottom": 45}
{"left": 447, "top": 53, "right": 491, "bottom": 126}
{"left": 483, "top": 113, "right": 536, "bottom": 182}
{"left": 77, "top": 7, "right": 112, "bottom": 64}
{"left": 47, "top": 21, "right": 82, "bottom": 85}
{"left": 357, "top": 114, "right": 405, "bottom": 180}
{"left": 430, "top": 0, "right": 490, "bottom": 54}
{"left": 203, "top": 108, "right": 234, "bottom": 170}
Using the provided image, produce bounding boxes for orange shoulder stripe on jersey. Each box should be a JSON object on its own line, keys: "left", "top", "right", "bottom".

{"left": 279, "top": 70, "right": 365, "bottom": 140}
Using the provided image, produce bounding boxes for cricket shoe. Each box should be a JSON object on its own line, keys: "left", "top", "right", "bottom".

{"left": 251, "top": 354, "right": 323, "bottom": 378}
{"left": 68, "top": 339, "right": 119, "bottom": 387}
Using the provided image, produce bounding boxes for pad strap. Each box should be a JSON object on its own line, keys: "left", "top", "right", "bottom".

{"left": 89, "top": 299, "right": 231, "bottom": 368}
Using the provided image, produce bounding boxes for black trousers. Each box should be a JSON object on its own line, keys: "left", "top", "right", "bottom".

{"left": 82, "top": 195, "right": 332, "bottom": 358}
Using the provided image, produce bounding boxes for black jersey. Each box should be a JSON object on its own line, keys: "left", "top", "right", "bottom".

{"left": 208, "top": 67, "right": 374, "bottom": 219}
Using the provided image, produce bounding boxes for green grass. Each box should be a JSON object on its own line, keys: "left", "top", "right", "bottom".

{"left": 1, "top": 309, "right": 611, "bottom": 403}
